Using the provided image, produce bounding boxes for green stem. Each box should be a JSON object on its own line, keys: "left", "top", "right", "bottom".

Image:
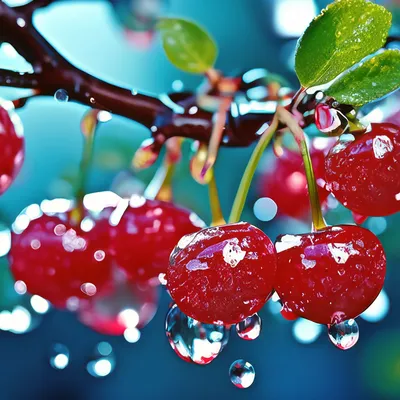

{"left": 208, "top": 171, "right": 226, "bottom": 226}
{"left": 228, "top": 116, "right": 279, "bottom": 223}
{"left": 75, "top": 111, "right": 99, "bottom": 217}
{"left": 144, "top": 159, "right": 175, "bottom": 202}
{"left": 277, "top": 107, "right": 326, "bottom": 231}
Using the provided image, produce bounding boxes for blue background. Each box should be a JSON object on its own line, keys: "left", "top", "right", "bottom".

{"left": 0, "top": 0, "right": 399, "bottom": 399}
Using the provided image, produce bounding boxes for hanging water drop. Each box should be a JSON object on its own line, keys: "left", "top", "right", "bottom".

{"left": 236, "top": 313, "right": 261, "bottom": 340}
{"left": 165, "top": 303, "right": 230, "bottom": 365}
{"left": 54, "top": 89, "right": 69, "bottom": 103}
{"left": 328, "top": 319, "right": 359, "bottom": 350}
{"left": 86, "top": 342, "right": 116, "bottom": 378}
{"left": 49, "top": 343, "right": 69, "bottom": 370}
{"left": 229, "top": 359, "right": 255, "bottom": 389}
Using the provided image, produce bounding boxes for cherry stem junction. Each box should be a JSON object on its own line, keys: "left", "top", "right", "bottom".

{"left": 74, "top": 109, "right": 100, "bottom": 220}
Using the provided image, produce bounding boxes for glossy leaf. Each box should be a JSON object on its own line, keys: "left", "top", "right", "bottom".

{"left": 156, "top": 18, "right": 217, "bottom": 74}
{"left": 295, "top": 0, "right": 392, "bottom": 88}
{"left": 326, "top": 50, "right": 400, "bottom": 107}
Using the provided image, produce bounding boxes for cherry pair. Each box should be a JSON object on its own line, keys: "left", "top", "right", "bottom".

{"left": 167, "top": 221, "right": 385, "bottom": 326}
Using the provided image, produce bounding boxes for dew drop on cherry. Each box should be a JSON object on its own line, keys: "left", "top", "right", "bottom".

{"left": 229, "top": 359, "right": 255, "bottom": 389}
{"left": 165, "top": 303, "right": 230, "bottom": 365}
{"left": 49, "top": 343, "right": 70, "bottom": 370}
{"left": 86, "top": 342, "right": 116, "bottom": 378}
{"left": 235, "top": 313, "right": 262, "bottom": 340}
{"left": 328, "top": 319, "right": 359, "bottom": 350}
{"left": 54, "top": 89, "right": 69, "bottom": 103}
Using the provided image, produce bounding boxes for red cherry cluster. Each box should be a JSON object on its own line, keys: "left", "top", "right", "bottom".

{"left": 8, "top": 193, "right": 204, "bottom": 324}
{"left": 0, "top": 105, "right": 24, "bottom": 194}
{"left": 166, "top": 123, "right": 396, "bottom": 328}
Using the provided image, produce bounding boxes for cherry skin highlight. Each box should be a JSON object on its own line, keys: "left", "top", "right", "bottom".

{"left": 9, "top": 204, "right": 113, "bottom": 308}
{"left": 259, "top": 146, "right": 329, "bottom": 219}
{"left": 167, "top": 222, "right": 277, "bottom": 325}
{"left": 0, "top": 106, "right": 24, "bottom": 194}
{"left": 275, "top": 225, "right": 386, "bottom": 325}
{"left": 104, "top": 196, "right": 205, "bottom": 283}
{"left": 325, "top": 123, "right": 400, "bottom": 216}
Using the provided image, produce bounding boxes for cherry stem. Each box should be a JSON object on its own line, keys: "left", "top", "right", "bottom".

{"left": 278, "top": 107, "right": 326, "bottom": 231}
{"left": 144, "top": 159, "right": 175, "bottom": 202}
{"left": 74, "top": 110, "right": 99, "bottom": 220}
{"left": 228, "top": 115, "right": 279, "bottom": 223}
{"left": 201, "top": 96, "right": 232, "bottom": 180}
{"left": 208, "top": 171, "right": 226, "bottom": 226}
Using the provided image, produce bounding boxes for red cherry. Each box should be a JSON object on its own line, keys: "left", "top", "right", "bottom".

{"left": 275, "top": 225, "right": 386, "bottom": 324}
{"left": 104, "top": 196, "right": 205, "bottom": 282}
{"left": 259, "top": 146, "right": 329, "bottom": 219}
{"left": 0, "top": 105, "right": 24, "bottom": 194}
{"left": 78, "top": 278, "right": 159, "bottom": 335}
{"left": 167, "top": 222, "right": 277, "bottom": 325}
{"left": 325, "top": 123, "right": 400, "bottom": 216}
{"left": 9, "top": 200, "right": 113, "bottom": 308}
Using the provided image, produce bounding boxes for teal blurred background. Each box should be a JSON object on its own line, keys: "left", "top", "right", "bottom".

{"left": 0, "top": 0, "right": 399, "bottom": 399}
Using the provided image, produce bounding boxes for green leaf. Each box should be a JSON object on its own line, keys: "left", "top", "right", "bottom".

{"left": 156, "top": 18, "right": 217, "bottom": 74}
{"left": 295, "top": 0, "right": 392, "bottom": 88}
{"left": 326, "top": 49, "right": 400, "bottom": 107}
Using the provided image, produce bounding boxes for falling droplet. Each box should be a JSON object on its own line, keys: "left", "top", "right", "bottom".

{"left": 229, "top": 359, "right": 255, "bottom": 389}
{"left": 54, "top": 89, "right": 69, "bottom": 103}
{"left": 236, "top": 314, "right": 261, "bottom": 340}
{"left": 165, "top": 304, "right": 230, "bottom": 365}
{"left": 86, "top": 342, "right": 116, "bottom": 378}
{"left": 49, "top": 343, "right": 69, "bottom": 370}
{"left": 328, "top": 319, "right": 359, "bottom": 350}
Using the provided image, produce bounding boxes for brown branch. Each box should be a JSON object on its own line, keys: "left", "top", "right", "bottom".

{"left": 0, "top": 0, "right": 276, "bottom": 152}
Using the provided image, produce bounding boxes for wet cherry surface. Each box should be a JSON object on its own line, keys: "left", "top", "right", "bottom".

{"left": 275, "top": 225, "right": 386, "bottom": 324}
{"left": 105, "top": 196, "right": 205, "bottom": 282}
{"left": 0, "top": 106, "right": 24, "bottom": 194}
{"left": 259, "top": 146, "right": 329, "bottom": 219}
{"left": 167, "top": 222, "right": 277, "bottom": 325}
{"left": 325, "top": 123, "right": 400, "bottom": 216}
{"left": 9, "top": 213, "right": 113, "bottom": 308}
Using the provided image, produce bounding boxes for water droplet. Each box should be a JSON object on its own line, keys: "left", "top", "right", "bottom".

{"left": 165, "top": 304, "right": 230, "bottom": 365}
{"left": 86, "top": 342, "right": 116, "bottom": 378}
{"left": 328, "top": 319, "right": 359, "bottom": 350}
{"left": 236, "top": 314, "right": 261, "bottom": 340}
{"left": 229, "top": 359, "right": 255, "bottom": 389}
{"left": 54, "top": 89, "right": 69, "bottom": 102}
{"left": 49, "top": 343, "right": 69, "bottom": 370}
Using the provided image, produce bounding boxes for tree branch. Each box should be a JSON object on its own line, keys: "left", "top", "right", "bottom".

{"left": 0, "top": 0, "right": 276, "bottom": 151}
